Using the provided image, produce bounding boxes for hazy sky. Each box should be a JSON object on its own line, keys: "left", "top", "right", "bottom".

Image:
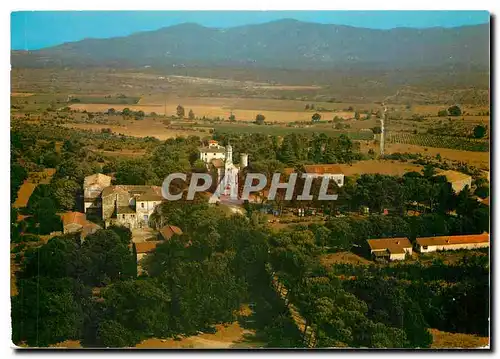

{"left": 11, "top": 10, "right": 490, "bottom": 50}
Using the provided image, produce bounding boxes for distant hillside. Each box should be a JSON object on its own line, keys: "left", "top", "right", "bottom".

{"left": 11, "top": 19, "right": 490, "bottom": 70}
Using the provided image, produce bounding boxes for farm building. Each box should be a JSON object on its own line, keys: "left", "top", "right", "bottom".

{"left": 134, "top": 241, "right": 164, "bottom": 274}
{"left": 367, "top": 237, "right": 413, "bottom": 261}
{"left": 61, "top": 211, "right": 101, "bottom": 241}
{"left": 284, "top": 164, "right": 345, "bottom": 187}
{"left": 435, "top": 170, "right": 472, "bottom": 194}
{"left": 415, "top": 233, "right": 489, "bottom": 253}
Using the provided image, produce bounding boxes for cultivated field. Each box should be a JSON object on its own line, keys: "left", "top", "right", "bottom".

{"left": 70, "top": 101, "right": 356, "bottom": 124}
{"left": 13, "top": 168, "right": 56, "bottom": 208}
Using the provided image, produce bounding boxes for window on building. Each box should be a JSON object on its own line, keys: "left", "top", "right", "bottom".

{"left": 122, "top": 214, "right": 125, "bottom": 219}
{"left": 337, "top": 179, "right": 342, "bottom": 184}
{"left": 141, "top": 202, "right": 144, "bottom": 208}
{"left": 423, "top": 246, "right": 428, "bottom": 250}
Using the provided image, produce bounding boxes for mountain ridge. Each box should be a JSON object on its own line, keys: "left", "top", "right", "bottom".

{"left": 11, "top": 19, "right": 490, "bottom": 70}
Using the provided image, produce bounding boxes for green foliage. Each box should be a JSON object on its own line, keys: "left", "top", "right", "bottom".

{"left": 437, "top": 109, "right": 448, "bottom": 117}
{"left": 114, "top": 158, "right": 159, "bottom": 185}
{"left": 188, "top": 109, "right": 195, "bottom": 120}
{"left": 448, "top": 105, "right": 462, "bottom": 117}
{"left": 371, "top": 126, "right": 382, "bottom": 134}
{"left": 52, "top": 179, "right": 79, "bottom": 210}
{"left": 311, "top": 113, "right": 321, "bottom": 122}
{"left": 474, "top": 185, "right": 489, "bottom": 199}
{"left": 176, "top": 105, "right": 185, "bottom": 118}
{"left": 12, "top": 277, "right": 85, "bottom": 347}
{"left": 79, "top": 230, "right": 137, "bottom": 286}
{"left": 473, "top": 125, "right": 487, "bottom": 139}
{"left": 255, "top": 114, "right": 266, "bottom": 125}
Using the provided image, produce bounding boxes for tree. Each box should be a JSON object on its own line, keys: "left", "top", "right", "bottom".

{"left": 371, "top": 126, "right": 382, "bottom": 134}
{"left": 107, "top": 108, "right": 116, "bottom": 115}
{"left": 12, "top": 277, "right": 85, "bottom": 346}
{"left": 437, "top": 109, "right": 448, "bottom": 117}
{"left": 305, "top": 104, "right": 310, "bottom": 110}
{"left": 473, "top": 125, "right": 487, "bottom": 139}
{"left": 33, "top": 197, "right": 62, "bottom": 235}
{"left": 52, "top": 179, "right": 79, "bottom": 210}
{"left": 354, "top": 112, "right": 360, "bottom": 120}
{"left": 188, "top": 109, "right": 195, "bottom": 120}
{"left": 229, "top": 112, "right": 236, "bottom": 121}
{"left": 114, "top": 159, "right": 159, "bottom": 185}
{"left": 255, "top": 114, "right": 266, "bottom": 125}
{"left": 79, "top": 230, "right": 137, "bottom": 286}
{"left": 448, "top": 105, "right": 462, "bottom": 117}
{"left": 134, "top": 110, "right": 145, "bottom": 120}
{"left": 311, "top": 113, "right": 321, "bottom": 122}
{"left": 474, "top": 185, "right": 489, "bottom": 199}
{"left": 20, "top": 235, "right": 80, "bottom": 279}
{"left": 176, "top": 105, "right": 185, "bottom": 118}
{"left": 96, "top": 320, "right": 138, "bottom": 348}
{"left": 122, "top": 108, "right": 132, "bottom": 116}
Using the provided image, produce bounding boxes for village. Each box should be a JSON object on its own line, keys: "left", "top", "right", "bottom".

{"left": 22, "top": 138, "right": 486, "bottom": 277}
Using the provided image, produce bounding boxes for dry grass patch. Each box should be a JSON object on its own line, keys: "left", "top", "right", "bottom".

{"left": 320, "top": 252, "right": 372, "bottom": 266}
{"left": 430, "top": 328, "right": 489, "bottom": 349}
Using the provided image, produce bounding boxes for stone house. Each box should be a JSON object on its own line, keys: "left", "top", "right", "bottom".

{"left": 83, "top": 173, "right": 112, "bottom": 214}
{"left": 101, "top": 185, "right": 163, "bottom": 229}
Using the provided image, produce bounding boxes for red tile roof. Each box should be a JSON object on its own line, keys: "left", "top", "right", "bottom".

{"left": 61, "top": 212, "right": 88, "bottom": 227}
{"left": 416, "top": 233, "right": 489, "bottom": 247}
{"left": 304, "top": 164, "right": 343, "bottom": 175}
{"left": 134, "top": 241, "right": 163, "bottom": 254}
{"left": 159, "top": 225, "right": 183, "bottom": 240}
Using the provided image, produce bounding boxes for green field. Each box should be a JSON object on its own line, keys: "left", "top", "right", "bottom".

{"left": 387, "top": 132, "right": 489, "bottom": 152}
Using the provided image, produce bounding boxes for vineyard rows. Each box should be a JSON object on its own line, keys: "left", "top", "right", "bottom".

{"left": 387, "top": 132, "right": 489, "bottom": 152}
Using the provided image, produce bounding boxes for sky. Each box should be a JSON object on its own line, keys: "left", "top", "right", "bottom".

{"left": 11, "top": 11, "right": 490, "bottom": 50}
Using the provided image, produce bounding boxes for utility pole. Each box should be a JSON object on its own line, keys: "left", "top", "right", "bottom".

{"left": 380, "top": 103, "right": 387, "bottom": 156}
